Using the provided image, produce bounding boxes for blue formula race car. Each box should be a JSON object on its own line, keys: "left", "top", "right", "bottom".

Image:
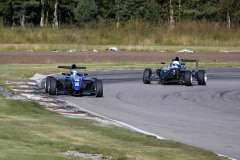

{"left": 45, "top": 64, "right": 103, "bottom": 97}
{"left": 143, "top": 57, "right": 207, "bottom": 86}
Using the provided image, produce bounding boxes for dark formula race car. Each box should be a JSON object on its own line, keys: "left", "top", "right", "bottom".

{"left": 143, "top": 57, "right": 207, "bottom": 86}
{"left": 45, "top": 64, "right": 103, "bottom": 97}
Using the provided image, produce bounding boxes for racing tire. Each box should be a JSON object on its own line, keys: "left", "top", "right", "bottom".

{"left": 184, "top": 71, "right": 193, "bottom": 86}
{"left": 49, "top": 77, "right": 57, "bottom": 95}
{"left": 197, "top": 70, "right": 207, "bottom": 85}
{"left": 95, "top": 80, "right": 103, "bottom": 97}
{"left": 143, "top": 68, "right": 152, "bottom": 84}
{"left": 45, "top": 76, "right": 53, "bottom": 93}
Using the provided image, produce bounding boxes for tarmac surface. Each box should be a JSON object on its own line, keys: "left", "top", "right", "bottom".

{"left": 60, "top": 68, "right": 240, "bottom": 159}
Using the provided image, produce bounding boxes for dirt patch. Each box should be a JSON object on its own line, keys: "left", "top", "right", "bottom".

{"left": 0, "top": 51, "right": 240, "bottom": 64}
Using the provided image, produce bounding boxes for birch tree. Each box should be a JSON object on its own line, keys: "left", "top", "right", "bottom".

{"left": 53, "top": 0, "right": 58, "bottom": 29}
{"left": 219, "top": 0, "right": 234, "bottom": 29}
{"left": 12, "top": 0, "right": 26, "bottom": 28}
{"left": 178, "top": 0, "right": 181, "bottom": 20}
{"left": 169, "top": 0, "right": 174, "bottom": 28}
{"left": 40, "top": 0, "right": 45, "bottom": 27}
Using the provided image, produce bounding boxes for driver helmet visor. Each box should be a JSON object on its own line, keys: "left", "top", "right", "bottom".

{"left": 173, "top": 63, "right": 179, "bottom": 67}
{"left": 71, "top": 69, "right": 78, "bottom": 76}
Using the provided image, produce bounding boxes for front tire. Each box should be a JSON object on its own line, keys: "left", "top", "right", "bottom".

{"left": 95, "top": 80, "right": 103, "bottom": 97}
{"left": 45, "top": 76, "right": 53, "bottom": 93}
{"left": 185, "top": 71, "right": 193, "bottom": 86}
{"left": 49, "top": 77, "right": 57, "bottom": 95}
{"left": 143, "top": 68, "right": 152, "bottom": 84}
{"left": 197, "top": 70, "right": 207, "bottom": 85}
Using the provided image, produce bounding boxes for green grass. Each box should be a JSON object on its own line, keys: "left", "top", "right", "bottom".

{"left": 0, "top": 62, "right": 234, "bottom": 159}
{"left": 0, "top": 44, "right": 239, "bottom": 52}
{"left": 0, "top": 95, "right": 227, "bottom": 160}
{"left": 0, "top": 22, "right": 240, "bottom": 52}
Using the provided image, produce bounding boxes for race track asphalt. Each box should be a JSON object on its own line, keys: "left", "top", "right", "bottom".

{"left": 60, "top": 68, "right": 240, "bottom": 159}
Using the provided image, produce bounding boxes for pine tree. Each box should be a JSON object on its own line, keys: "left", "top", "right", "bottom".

{"left": 0, "top": 0, "right": 14, "bottom": 26}
{"left": 58, "top": 0, "right": 75, "bottom": 24}
{"left": 232, "top": 0, "right": 240, "bottom": 24}
{"left": 141, "top": 0, "right": 162, "bottom": 23}
{"left": 1, "top": 0, "right": 240, "bottom": 27}
{"left": 114, "top": 0, "right": 147, "bottom": 22}
{"left": 10, "top": 0, "right": 39, "bottom": 28}
{"left": 73, "top": 0, "right": 97, "bottom": 23}
{"left": 96, "top": 0, "right": 115, "bottom": 20}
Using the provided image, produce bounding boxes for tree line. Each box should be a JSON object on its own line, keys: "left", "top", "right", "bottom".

{"left": 0, "top": 0, "right": 239, "bottom": 29}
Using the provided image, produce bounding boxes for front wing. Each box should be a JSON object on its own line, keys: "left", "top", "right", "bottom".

{"left": 55, "top": 78, "right": 96, "bottom": 95}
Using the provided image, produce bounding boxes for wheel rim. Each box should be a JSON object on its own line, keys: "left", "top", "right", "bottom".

{"left": 204, "top": 73, "right": 207, "bottom": 83}
{"left": 45, "top": 80, "right": 47, "bottom": 91}
{"left": 48, "top": 81, "right": 50, "bottom": 93}
{"left": 95, "top": 82, "right": 97, "bottom": 95}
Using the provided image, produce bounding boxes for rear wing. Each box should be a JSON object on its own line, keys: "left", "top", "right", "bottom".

{"left": 58, "top": 66, "right": 86, "bottom": 69}
{"left": 172, "top": 59, "right": 198, "bottom": 70}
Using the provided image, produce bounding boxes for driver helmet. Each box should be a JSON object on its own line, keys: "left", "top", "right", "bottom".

{"left": 172, "top": 61, "right": 180, "bottom": 68}
{"left": 71, "top": 69, "right": 78, "bottom": 76}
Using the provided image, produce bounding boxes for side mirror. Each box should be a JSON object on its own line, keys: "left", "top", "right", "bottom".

{"left": 161, "top": 62, "right": 165, "bottom": 65}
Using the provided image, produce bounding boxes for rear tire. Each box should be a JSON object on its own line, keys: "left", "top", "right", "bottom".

{"left": 197, "top": 70, "right": 207, "bottom": 85}
{"left": 143, "top": 68, "right": 152, "bottom": 84}
{"left": 95, "top": 80, "right": 103, "bottom": 97}
{"left": 45, "top": 76, "right": 53, "bottom": 93}
{"left": 185, "top": 71, "right": 193, "bottom": 86}
{"left": 49, "top": 77, "right": 57, "bottom": 95}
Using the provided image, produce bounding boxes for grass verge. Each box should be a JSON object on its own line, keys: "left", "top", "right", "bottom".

{"left": 1, "top": 21, "right": 240, "bottom": 52}
{"left": 0, "top": 95, "right": 227, "bottom": 160}
{"left": 0, "top": 62, "right": 232, "bottom": 160}
{"left": 0, "top": 44, "right": 240, "bottom": 52}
